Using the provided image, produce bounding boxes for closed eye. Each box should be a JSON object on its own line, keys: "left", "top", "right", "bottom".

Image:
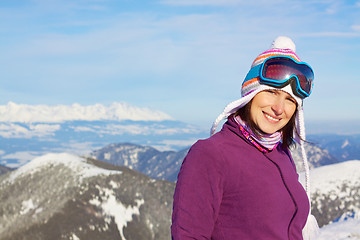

{"left": 264, "top": 89, "right": 276, "bottom": 94}
{"left": 287, "top": 97, "right": 296, "bottom": 104}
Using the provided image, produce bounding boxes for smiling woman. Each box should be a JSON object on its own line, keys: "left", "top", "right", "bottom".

{"left": 236, "top": 87, "right": 298, "bottom": 150}
{"left": 171, "top": 36, "right": 319, "bottom": 240}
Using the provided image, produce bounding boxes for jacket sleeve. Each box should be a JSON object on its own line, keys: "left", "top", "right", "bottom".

{"left": 171, "top": 140, "right": 225, "bottom": 240}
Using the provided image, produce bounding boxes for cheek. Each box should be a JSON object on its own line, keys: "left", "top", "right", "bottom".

{"left": 285, "top": 103, "right": 297, "bottom": 117}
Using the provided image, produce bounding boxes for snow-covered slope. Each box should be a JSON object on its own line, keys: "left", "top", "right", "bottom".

{"left": 300, "top": 160, "right": 360, "bottom": 227}
{"left": 318, "top": 217, "right": 360, "bottom": 240}
{"left": 0, "top": 153, "right": 174, "bottom": 240}
{"left": 1, "top": 152, "right": 359, "bottom": 239}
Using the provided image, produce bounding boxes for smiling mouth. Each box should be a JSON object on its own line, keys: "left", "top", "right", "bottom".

{"left": 264, "top": 112, "right": 280, "bottom": 122}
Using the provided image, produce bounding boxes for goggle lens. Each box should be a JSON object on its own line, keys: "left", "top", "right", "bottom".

{"left": 262, "top": 57, "right": 314, "bottom": 97}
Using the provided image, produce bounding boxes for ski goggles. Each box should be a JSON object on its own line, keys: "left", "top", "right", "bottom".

{"left": 244, "top": 56, "right": 314, "bottom": 99}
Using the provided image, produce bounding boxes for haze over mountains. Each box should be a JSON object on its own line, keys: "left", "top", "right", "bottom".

{"left": 0, "top": 102, "right": 206, "bottom": 168}
{"left": 1, "top": 102, "right": 359, "bottom": 169}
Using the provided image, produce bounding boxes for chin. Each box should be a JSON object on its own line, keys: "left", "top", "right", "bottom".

{"left": 259, "top": 125, "right": 281, "bottom": 135}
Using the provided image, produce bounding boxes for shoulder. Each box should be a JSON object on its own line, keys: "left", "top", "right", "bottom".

{"left": 189, "top": 129, "right": 241, "bottom": 157}
{"left": 185, "top": 138, "right": 223, "bottom": 166}
{"left": 186, "top": 129, "right": 250, "bottom": 168}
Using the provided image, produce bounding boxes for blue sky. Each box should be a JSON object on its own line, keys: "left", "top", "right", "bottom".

{"left": 0, "top": 0, "right": 360, "bottom": 131}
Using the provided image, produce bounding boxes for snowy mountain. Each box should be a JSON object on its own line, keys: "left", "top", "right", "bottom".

{"left": 300, "top": 160, "right": 360, "bottom": 228}
{"left": 0, "top": 152, "right": 359, "bottom": 239}
{"left": 0, "top": 153, "right": 174, "bottom": 240}
{"left": 90, "top": 143, "right": 360, "bottom": 232}
{"left": 90, "top": 143, "right": 189, "bottom": 182}
{"left": 317, "top": 216, "right": 360, "bottom": 240}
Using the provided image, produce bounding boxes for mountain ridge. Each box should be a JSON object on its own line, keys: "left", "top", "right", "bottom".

{"left": 89, "top": 142, "right": 339, "bottom": 182}
{"left": 0, "top": 153, "right": 174, "bottom": 240}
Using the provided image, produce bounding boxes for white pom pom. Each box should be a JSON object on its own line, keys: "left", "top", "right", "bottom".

{"left": 271, "top": 36, "right": 296, "bottom": 52}
{"left": 302, "top": 214, "right": 320, "bottom": 240}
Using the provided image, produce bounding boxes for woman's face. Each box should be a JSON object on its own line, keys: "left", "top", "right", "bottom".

{"left": 250, "top": 89, "right": 297, "bottom": 134}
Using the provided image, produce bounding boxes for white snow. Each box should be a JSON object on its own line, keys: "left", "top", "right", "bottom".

{"left": 0, "top": 102, "right": 173, "bottom": 123}
{"left": 20, "top": 199, "right": 36, "bottom": 215}
{"left": 342, "top": 140, "right": 350, "bottom": 149}
{"left": 3, "top": 153, "right": 122, "bottom": 184}
{"left": 70, "top": 233, "right": 80, "bottom": 240}
{"left": 19, "top": 199, "right": 43, "bottom": 216}
{"left": 89, "top": 187, "right": 144, "bottom": 240}
{"left": 299, "top": 160, "right": 360, "bottom": 239}
{"left": 299, "top": 160, "right": 360, "bottom": 194}
{"left": 104, "top": 152, "right": 111, "bottom": 160}
{"left": 318, "top": 218, "right": 360, "bottom": 240}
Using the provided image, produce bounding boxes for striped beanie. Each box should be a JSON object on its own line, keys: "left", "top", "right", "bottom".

{"left": 210, "top": 36, "right": 319, "bottom": 239}
{"left": 241, "top": 40, "right": 302, "bottom": 99}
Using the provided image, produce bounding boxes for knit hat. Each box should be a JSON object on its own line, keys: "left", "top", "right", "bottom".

{"left": 210, "top": 36, "right": 319, "bottom": 239}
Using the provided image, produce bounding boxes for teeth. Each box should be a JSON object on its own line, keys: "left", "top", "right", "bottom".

{"left": 265, "top": 113, "right": 280, "bottom": 122}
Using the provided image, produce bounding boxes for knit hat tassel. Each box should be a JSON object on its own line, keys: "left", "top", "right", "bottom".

{"left": 298, "top": 108, "right": 320, "bottom": 239}
{"left": 302, "top": 214, "right": 320, "bottom": 240}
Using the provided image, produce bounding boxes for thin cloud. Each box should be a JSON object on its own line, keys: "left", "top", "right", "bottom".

{"left": 305, "top": 31, "right": 360, "bottom": 37}
{"left": 352, "top": 25, "right": 360, "bottom": 31}
{"left": 1, "top": 0, "right": 360, "bottom": 124}
{"left": 159, "top": 0, "right": 247, "bottom": 6}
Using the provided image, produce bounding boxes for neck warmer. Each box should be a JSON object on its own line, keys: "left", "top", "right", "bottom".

{"left": 234, "top": 115, "right": 282, "bottom": 152}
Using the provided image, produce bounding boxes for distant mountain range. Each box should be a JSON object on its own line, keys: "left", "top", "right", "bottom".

{"left": 0, "top": 102, "right": 359, "bottom": 169}
{"left": 308, "top": 134, "right": 360, "bottom": 162}
{"left": 0, "top": 119, "right": 205, "bottom": 168}
{"left": 1, "top": 117, "right": 359, "bottom": 171}
{"left": 0, "top": 102, "right": 207, "bottom": 168}
{"left": 89, "top": 142, "right": 339, "bottom": 182}
{"left": 89, "top": 143, "right": 188, "bottom": 182}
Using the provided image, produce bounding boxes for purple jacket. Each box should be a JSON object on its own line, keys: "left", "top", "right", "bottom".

{"left": 171, "top": 117, "right": 309, "bottom": 240}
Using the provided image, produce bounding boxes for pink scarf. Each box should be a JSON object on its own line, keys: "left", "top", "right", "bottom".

{"left": 234, "top": 115, "right": 282, "bottom": 153}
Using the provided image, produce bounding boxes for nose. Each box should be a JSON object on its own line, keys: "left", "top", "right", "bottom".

{"left": 271, "top": 97, "right": 285, "bottom": 115}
